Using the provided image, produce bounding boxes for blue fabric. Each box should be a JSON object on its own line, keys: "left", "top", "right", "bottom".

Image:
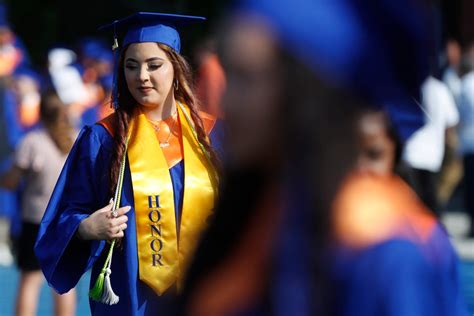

{"left": 35, "top": 121, "right": 221, "bottom": 315}
{"left": 266, "top": 175, "right": 469, "bottom": 316}
{"left": 0, "top": 87, "right": 23, "bottom": 218}
{"left": 170, "top": 161, "right": 184, "bottom": 236}
{"left": 272, "top": 182, "right": 312, "bottom": 316}
{"left": 124, "top": 24, "right": 181, "bottom": 52}
{"left": 272, "top": 211, "right": 469, "bottom": 316}
{"left": 331, "top": 232, "right": 469, "bottom": 316}
{"left": 3, "top": 88, "right": 23, "bottom": 152}
{"left": 80, "top": 105, "right": 100, "bottom": 128}
{"left": 12, "top": 36, "right": 31, "bottom": 69}
{"left": 79, "top": 38, "right": 113, "bottom": 62}
{"left": 100, "top": 12, "right": 206, "bottom": 53}
{"left": 238, "top": 0, "right": 432, "bottom": 142}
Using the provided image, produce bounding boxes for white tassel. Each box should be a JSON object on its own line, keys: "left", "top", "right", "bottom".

{"left": 101, "top": 267, "right": 119, "bottom": 305}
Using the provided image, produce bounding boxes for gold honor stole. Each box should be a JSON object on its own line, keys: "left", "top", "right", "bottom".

{"left": 127, "top": 103, "right": 217, "bottom": 295}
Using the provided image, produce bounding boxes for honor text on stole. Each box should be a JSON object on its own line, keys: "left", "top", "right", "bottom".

{"left": 148, "top": 195, "right": 164, "bottom": 266}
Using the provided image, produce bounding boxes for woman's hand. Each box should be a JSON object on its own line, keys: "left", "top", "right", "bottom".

{"left": 77, "top": 200, "right": 131, "bottom": 241}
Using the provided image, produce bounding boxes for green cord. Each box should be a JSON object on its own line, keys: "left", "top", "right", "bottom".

{"left": 89, "top": 138, "right": 129, "bottom": 301}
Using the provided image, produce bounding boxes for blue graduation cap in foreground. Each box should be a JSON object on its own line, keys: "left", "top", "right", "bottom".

{"left": 100, "top": 12, "right": 206, "bottom": 109}
{"left": 100, "top": 12, "right": 206, "bottom": 53}
{"left": 238, "top": 0, "right": 433, "bottom": 142}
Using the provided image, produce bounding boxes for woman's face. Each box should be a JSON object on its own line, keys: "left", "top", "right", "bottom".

{"left": 124, "top": 42, "right": 174, "bottom": 109}
{"left": 357, "top": 112, "right": 396, "bottom": 176}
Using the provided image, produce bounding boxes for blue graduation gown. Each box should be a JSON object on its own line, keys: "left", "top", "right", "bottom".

{"left": 35, "top": 121, "right": 223, "bottom": 316}
{"left": 329, "top": 225, "right": 469, "bottom": 316}
{"left": 271, "top": 192, "right": 469, "bottom": 316}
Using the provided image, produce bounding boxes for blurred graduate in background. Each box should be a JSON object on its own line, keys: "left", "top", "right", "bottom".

{"left": 0, "top": 2, "right": 32, "bottom": 266}
{"left": 1, "top": 90, "right": 76, "bottom": 316}
{"left": 75, "top": 38, "right": 114, "bottom": 127}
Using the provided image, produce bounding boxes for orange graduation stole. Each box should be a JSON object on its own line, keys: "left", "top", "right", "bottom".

{"left": 127, "top": 103, "right": 217, "bottom": 295}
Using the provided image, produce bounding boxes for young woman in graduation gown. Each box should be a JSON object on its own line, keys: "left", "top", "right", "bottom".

{"left": 35, "top": 12, "right": 222, "bottom": 316}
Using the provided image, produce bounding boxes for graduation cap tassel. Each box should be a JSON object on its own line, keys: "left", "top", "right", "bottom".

{"left": 89, "top": 139, "right": 128, "bottom": 305}
{"left": 89, "top": 268, "right": 105, "bottom": 301}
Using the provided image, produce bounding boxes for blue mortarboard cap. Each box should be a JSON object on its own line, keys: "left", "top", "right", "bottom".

{"left": 79, "top": 38, "right": 113, "bottom": 62}
{"left": 100, "top": 12, "right": 206, "bottom": 53}
{"left": 13, "top": 67, "right": 41, "bottom": 83}
{"left": 239, "top": 0, "right": 433, "bottom": 142}
{"left": 100, "top": 12, "right": 205, "bottom": 109}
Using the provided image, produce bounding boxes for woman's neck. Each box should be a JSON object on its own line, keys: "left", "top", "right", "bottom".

{"left": 141, "top": 92, "right": 177, "bottom": 121}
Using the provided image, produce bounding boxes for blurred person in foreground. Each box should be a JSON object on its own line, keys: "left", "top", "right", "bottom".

{"left": 458, "top": 46, "right": 474, "bottom": 237}
{"left": 182, "top": 0, "right": 469, "bottom": 315}
{"left": 194, "top": 38, "right": 226, "bottom": 118}
{"left": 1, "top": 91, "right": 76, "bottom": 316}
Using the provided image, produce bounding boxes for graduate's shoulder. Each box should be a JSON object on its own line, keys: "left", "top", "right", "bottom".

{"left": 199, "top": 111, "right": 225, "bottom": 156}
{"left": 198, "top": 110, "right": 218, "bottom": 135}
{"left": 72, "top": 115, "right": 114, "bottom": 151}
{"left": 332, "top": 173, "right": 438, "bottom": 250}
{"left": 96, "top": 112, "right": 117, "bottom": 137}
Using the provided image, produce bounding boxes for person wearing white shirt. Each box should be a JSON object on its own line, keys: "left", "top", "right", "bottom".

{"left": 403, "top": 76, "right": 459, "bottom": 215}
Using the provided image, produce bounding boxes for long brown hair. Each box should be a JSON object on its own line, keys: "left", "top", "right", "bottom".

{"left": 40, "top": 91, "right": 74, "bottom": 154}
{"left": 109, "top": 43, "right": 219, "bottom": 196}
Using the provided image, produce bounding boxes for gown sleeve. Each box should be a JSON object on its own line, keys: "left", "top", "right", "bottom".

{"left": 35, "top": 125, "right": 112, "bottom": 294}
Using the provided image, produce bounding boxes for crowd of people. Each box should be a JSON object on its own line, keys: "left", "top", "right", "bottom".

{"left": 0, "top": 0, "right": 472, "bottom": 315}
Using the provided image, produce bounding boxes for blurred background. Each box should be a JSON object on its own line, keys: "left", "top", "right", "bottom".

{"left": 0, "top": 0, "right": 473, "bottom": 315}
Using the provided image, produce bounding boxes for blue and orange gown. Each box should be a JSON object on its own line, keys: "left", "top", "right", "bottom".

{"left": 35, "top": 105, "right": 223, "bottom": 316}
{"left": 274, "top": 174, "right": 469, "bottom": 316}
{"left": 325, "top": 174, "right": 469, "bottom": 316}
{"left": 187, "top": 174, "right": 469, "bottom": 316}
